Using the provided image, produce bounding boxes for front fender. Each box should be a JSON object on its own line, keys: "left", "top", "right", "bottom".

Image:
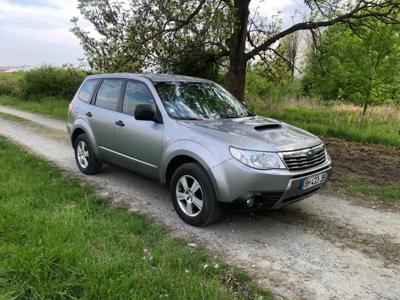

{"left": 160, "top": 140, "right": 228, "bottom": 200}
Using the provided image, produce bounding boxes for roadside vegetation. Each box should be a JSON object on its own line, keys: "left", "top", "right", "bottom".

{"left": 0, "top": 67, "right": 84, "bottom": 120}
{"left": 329, "top": 176, "right": 400, "bottom": 208}
{"left": 247, "top": 95, "right": 400, "bottom": 147}
{"left": 0, "top": 137, "right": 271, "bottom": 299}
{"left": 0, "top": 95, "right": 68, "bottom": 120}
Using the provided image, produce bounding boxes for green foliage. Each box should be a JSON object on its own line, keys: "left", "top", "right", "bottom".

{"left": 303, "top": 23, "right": 400, "bottom": 108}
{"left": 245, "top": 69, "right": 303, "bottom": 102}
{"left": 72, "top": 0, "right": 233, "bottom": 78}
{"left": 20, "top": 66, "right": 87, "bottom": 99}
{"left": 334, "top": 176, "right": 400, "bottom": 205}
{"left": 0, "top": 96, "right": 69, "bottom": 120}
{"left": 165, "top": 48, "right": 225, "bottom": 83}
{"left": 0, "top": 67, "right": 87, "bottom": 100}
{"left": 0, "top": 137, "right": 272, "bottom": 299}
{"left": 0, "top": 72, "right": 23, "bottom": 96}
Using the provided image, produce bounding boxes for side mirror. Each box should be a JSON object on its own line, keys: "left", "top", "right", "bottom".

{"left": 134, "top": 104, "right": 155, "bottom": 121}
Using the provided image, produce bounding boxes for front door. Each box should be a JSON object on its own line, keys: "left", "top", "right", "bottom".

{"left": 114, "top": 80, "right": 164, "bottom": 178}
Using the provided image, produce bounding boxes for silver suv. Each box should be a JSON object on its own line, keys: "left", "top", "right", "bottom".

{"left": 68, "top": 73, "right": 332, "bottom": 226}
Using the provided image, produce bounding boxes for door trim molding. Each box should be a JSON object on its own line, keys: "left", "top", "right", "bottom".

{"left": 99, "top": 146, "right": 158, "bottom": 169}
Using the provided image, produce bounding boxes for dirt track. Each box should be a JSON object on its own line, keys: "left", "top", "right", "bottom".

{"left": 324, "top": 137, "right": 400, "bottom": 185}
{"left": 0, "top": 105, "right": 399, "bottom": 300}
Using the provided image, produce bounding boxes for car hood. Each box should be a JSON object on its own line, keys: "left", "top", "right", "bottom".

{"left": 178, "top": 116, "right": 322, "bottom": 152}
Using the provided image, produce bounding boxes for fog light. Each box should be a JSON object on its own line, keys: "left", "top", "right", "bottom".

{"left": 245, "top": 197, "right": 255, "bottom": 207}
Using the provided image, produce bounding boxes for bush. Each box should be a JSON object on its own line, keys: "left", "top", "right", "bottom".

{"left": 245, "top": 71, "right": 303, "bottom": 102}
{"left": 0, "top": 72, "right": 23, "bottom": 96}
{"left": 20, "top": 66, "right": 87, "bottom": 100}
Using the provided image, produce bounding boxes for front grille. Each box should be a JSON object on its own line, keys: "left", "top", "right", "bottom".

{"left": 281, "top": 144, "right": 327, "bottom": 172}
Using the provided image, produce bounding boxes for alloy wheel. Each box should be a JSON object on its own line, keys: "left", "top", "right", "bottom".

{"left": 76, "top": 140, "right": 89, "bottom": 169}
{"left": 175, "top": 175, "right": 204, "bottom": 217}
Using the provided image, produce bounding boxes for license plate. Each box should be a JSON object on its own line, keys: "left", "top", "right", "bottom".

{"left": 301, "top": 173, "right": 328, "bottom": 190}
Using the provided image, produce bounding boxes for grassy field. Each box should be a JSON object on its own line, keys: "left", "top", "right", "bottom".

{"left": 0, "top": 137, "right": 271, "bottom": 299}
{"left": 249, "top": 98, "right": 400, "bottom": 147}
{"left": 328, "top": 176, "right": 400, "bottom": 207}
{"left": 0, "top": 95, "right": 69, "bottom": 120}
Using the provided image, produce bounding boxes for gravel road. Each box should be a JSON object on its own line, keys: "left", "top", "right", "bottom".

{"left": 0, "top": 105, "right": 399, "bottom": 300}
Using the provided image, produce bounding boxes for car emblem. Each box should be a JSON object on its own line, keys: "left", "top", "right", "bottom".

{"left": 306, "top": 150, "right": 314, "bottom": 157}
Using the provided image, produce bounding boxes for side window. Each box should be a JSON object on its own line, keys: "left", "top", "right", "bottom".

{"left": 122, "top": 81, "right": 156, "bottom": 116}
{"left": 78, "top": 79, "right": 99, "bottom": 103}
{"left": 95, "top": 79, "right": 124, "bottom": 111}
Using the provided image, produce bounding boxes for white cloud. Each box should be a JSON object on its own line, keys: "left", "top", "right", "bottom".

{"left": 0, "top": 0, "right": 307, "bottom": 67}
{"left": 0, "top": 0, "right": 84, "bottom": 66}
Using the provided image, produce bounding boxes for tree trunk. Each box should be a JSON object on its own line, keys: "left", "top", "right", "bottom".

{"left": 360, "top": 101, "right": 368, "bottom": 127}
{"left": 225, "top": 0, "right": 251, "bottom": 102}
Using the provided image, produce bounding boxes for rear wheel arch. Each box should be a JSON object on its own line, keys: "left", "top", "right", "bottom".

{"left": 73, "top": 133, "right": 102, "bottom": 175}
{"left": 71, "top": 127, "right": 86, "bottom": 146}
{"left": 71, "top": 124, "right": 100, "bottom": 158}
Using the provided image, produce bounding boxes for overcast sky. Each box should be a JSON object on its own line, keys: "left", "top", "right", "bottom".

{"left": 0, "top": 0, "right": 305, "bottom": 67}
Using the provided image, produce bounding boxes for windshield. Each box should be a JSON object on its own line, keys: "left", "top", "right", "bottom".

{"left": 154, "top": 81, "right": 250, "bottom": 120}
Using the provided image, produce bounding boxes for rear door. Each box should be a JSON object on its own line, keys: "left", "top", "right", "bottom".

{"left": 113, "top": 79, "right": 164, "bottom": 178}
{"left": 88, "top": 78, "right": 124, "bottom": 160}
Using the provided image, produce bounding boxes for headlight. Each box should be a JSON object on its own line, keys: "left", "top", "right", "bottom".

{"left": 229, "top": 147, "right": 286, "bottom": 170}
{"left": 325, "top": 148, "right": 331, "bottom": 162}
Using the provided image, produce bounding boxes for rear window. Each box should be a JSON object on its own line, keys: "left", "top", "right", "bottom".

{"left": 78, "top": 79, "right": 99, "bottom": 103}
{"left": 95, "top": 79, "right": 124, "bottom": 111}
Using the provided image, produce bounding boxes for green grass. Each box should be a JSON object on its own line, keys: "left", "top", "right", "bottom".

{"left": 0, "top": 138, "right": 272, "bottom": 300}
{"left": 332, "top": 176, "right": 400, "bottom": 205}
{"left": 249, "top": 99, "right": 400, "bottom": 147}
{"left": 0, "top": 96, "right": 69, "bottom": 120}
{"left": 0, "top": 72, "right": 23, "bottom": 96}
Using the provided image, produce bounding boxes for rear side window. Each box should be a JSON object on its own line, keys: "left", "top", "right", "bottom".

{"left": 78, "top": 79, "right": 99, "bottom": 103}
{"left": 95, "top": 79, "right": 124, "bottom": 111}
{"left": 122, "top": 81, "right": 156, "bottom": 116}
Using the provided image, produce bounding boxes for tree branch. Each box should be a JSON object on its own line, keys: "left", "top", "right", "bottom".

{"left": 245, "top": 1, "right": 400, "bottom": 61}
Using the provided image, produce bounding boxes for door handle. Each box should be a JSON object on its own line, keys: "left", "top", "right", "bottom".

{"left": 86, "top": 112, "right": 92, "bottom": 117}
{"left": 115, "top": 120, "right": 125, "bottom": 127}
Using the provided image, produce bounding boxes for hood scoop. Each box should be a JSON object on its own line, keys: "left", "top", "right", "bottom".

{"left": 254, "top": 123, "right": 282, "bottom": 131}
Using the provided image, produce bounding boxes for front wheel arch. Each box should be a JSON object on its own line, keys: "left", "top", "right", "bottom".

{"left": 170, "top": 162, "right": 221, "bottom": 226}
{"left": 163, "top": 153, "right": 220, "bottom": 200}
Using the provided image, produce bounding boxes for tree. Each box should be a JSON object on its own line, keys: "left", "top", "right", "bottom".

{"left": 283, "top": 32, "right": 302, "bottom": 78}
{"left": 72, "top": 0, "right": 400, "bottom": 101}
{"left": 303, "top": 22, "right": 400, "bottom": 124}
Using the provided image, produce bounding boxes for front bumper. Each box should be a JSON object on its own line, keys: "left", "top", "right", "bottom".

{"left": 210, "top": 158, "right": 332, "bottom": 208}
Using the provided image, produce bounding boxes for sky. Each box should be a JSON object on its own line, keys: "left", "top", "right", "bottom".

{"left": 0, "top": 0, "right": 305, "bottom": 67}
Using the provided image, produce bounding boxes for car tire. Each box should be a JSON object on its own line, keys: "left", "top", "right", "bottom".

{"left": 170, "top": 163, "right": 221, "bottom": 226}
{"left": 74, "top": 133, "right": 102, "bottom": 175}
